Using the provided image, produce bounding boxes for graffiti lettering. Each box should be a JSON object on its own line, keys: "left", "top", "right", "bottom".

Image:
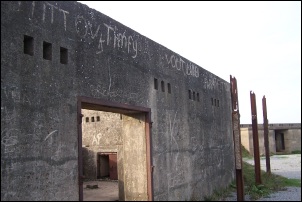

{"left": 165, "top": 54, "right": 199, "bottom": 78}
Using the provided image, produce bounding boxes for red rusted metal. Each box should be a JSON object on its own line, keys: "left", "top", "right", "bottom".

{"left": 262, "top": 96, "right": 271, "bottom": 174}
{"left": 250, "top": 91, "right": 262, "bottom": 185}
{"left": 230, "top": 75, "right": 244, "bottom": 201}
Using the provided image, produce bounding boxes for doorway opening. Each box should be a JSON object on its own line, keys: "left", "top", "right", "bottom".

{"left": 77, "top": 96, "right": 153, "bottom": 201}
{"left": 275, "top": 130, "right": 285, "bottom": 152}
{"left": 97, "top": 153, "right": 118, "bottom": 180}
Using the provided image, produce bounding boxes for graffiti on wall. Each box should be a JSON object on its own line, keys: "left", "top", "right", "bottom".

{"left": 164, "top": 54, "right": 199, "bottom": 78}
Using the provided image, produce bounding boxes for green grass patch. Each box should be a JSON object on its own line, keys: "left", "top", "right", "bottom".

{"left": 205, "top": 157, "right": 301, "bottom": 201}
{"left": 241, "top": 145, "right": 253, "bottom": 159}
{"left": 291, "top": 150, "right": 301, "bottom": 154}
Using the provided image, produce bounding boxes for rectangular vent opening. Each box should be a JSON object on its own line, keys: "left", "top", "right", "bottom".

{"left": 24, "top": 35, "right": 34, "bottom": 56}
{"left": 43, "top": 41, "right": 52, "bottom": 60}
{"left": 60, "top": 47, "right": 68, "bottom": 64}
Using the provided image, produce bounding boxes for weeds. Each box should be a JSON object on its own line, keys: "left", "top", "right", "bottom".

{"left": 204, "top": 146, "right": 301, "bottom": 201}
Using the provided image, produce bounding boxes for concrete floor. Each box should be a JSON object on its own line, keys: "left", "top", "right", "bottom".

{"left": 83, "top": 180, "right": 119, "bottom": 201}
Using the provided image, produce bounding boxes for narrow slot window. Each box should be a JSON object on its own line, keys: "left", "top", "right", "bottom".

{"left": 96, "top": 116, "right": 100, "bottom": 122}
{"left": 91, "top": 117, "right": 95, "bottom": 122}
{"left": 154, "top": 78, "right": 158, "bottom": 90}
{"left": 85, "top": 117, "right": 89, "bottom": 122}
{"left": 43, "top": 41, "right": 52, "bottom": 60}
{"left": 60, "top": 47, "right": 68, "bottom": 64}
{"left": 193, "top": 91, "right": 196, "bottom": 101}
{"left": 24, "top": 35, "right": 34, "bottom": 56}
{"left": 167, "top": 83, "right": 171, "bottom": 94}
{"left": 197, "top": 93, "right": 200, "bottom": 102}
{"left": 161, "top": 81, "right": 165, "bottom": 92}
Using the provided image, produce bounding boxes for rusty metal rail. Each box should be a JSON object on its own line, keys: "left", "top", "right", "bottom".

{"left": 262, "top": 96, "right": 271, "bottom": 174}
{"left": 230, "top": 75, "right": 244, "bottom": 201}
{"left": 250, "top": 91, "right": 262, "bottom": 185}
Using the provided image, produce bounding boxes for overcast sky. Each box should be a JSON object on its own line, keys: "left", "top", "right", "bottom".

{"left": 78, "top": 1, "right": 301, "bottom": 124}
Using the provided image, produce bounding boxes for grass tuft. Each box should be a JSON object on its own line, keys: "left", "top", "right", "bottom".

{"left": 204, "top": 147, "right": 301, "bottom": 201}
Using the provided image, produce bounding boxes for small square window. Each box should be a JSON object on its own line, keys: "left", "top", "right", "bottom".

{"left": 24, "top": 35, "right": 34, "bottom": 56}
{"left": 60, "top": 47, "right": 68, "bottom": 64}
{"left": 167, "top": 83, "right": 171, "bottom": 94}
{"left": 161, "top": 81, "right": 165, "bottom": 92}
{"left": 43, "top": 41, "right": 52, "bottom": 60}
{"left": 154, "top": 78, "right": 158, "bottom": 90}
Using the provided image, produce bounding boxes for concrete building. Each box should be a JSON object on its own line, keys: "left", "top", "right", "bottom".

{"left": 1, "top": 1, "right": 235, "bottom": 201}
{"left": 240, "top": 123, "right": 301, "bottom": 156}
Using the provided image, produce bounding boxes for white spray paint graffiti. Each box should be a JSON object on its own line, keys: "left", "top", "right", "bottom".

{"left": 91, "top": 133, "right": 102, "bottom": 145}
{"left": 164, "top": 110, "right": 188, "bottom": 194}
{"left": 1, "top": 129, "right": 19, "bottom": 153}
{"left": 44, "top": 130, "right": 58, "bottom": 141}
{"left": 75, "top": 15, "right": 138, "bottom": 58}
{"left": 165, "top": 54, "right": 199, "bottom": 78}
{"left": 42, "top": 2, "right": 69, "bottom": 31}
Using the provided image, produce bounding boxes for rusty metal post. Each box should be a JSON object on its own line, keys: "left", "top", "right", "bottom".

{"left": 250, "top": 91, "right": 262, "bottom": 185}
{"left": 230, "top": 75, "right": 244, "bottom": 201}
{"left": 262, "top": 96, "right": 271, "bottom": 174}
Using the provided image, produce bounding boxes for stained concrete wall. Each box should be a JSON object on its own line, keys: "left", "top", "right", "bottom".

{"left": 1, "top": 1, "right": 234, "bottom": 201}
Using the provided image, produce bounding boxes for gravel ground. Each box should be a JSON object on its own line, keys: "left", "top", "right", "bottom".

{"left": 220, "top": 154, "right": 301, "bottom": 201}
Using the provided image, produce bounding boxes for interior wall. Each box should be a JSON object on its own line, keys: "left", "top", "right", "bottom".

{"left": 81, "top": 109, "right": 122, "bottom": 179}
{"left": 122, "top": 113, "right": 148, "bottom": 201}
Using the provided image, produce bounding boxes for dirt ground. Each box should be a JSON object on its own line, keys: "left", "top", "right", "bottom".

{"left": 83, "top": 180, "right": 118, "bottom": 201}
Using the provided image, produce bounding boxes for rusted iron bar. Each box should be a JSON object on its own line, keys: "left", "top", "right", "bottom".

{"left": 230, "top": 75, "right": 244, "bottom": 201}
{"left": 262, "top": 96, "right": 271, "bottom": 174}
{"left": 250, "top": 91, "right": 262, "bottom": 185}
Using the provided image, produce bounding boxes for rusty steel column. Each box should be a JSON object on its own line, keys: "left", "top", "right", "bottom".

{"left": 250, "top": 91, "right": 262, "bottom": 185}
{"left": 230, "top": 75, "right": 244, "bottom": 201}
{"left": 262, "top": 96, "right": 271, "bottom": 174}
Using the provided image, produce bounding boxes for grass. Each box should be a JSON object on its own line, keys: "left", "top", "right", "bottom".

{"left": 291, "top": 150, "right": 301, "bottom": 154}
{"left": 204, "top": 146, "right": 301, "bottom": 201}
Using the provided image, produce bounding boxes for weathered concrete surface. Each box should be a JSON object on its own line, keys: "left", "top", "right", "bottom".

{"left": 1, "top": 1, "right": 234, "bottom": 201}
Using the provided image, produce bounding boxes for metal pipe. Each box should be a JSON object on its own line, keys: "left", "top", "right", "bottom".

{"left": 250, "top": 91, "right": 262, "bottom": 185}
{"left": 230, "top": 75, "right": 244, "bottom": 201}
{"left": 262, "top": 96, "right": 271, "bottom": 174}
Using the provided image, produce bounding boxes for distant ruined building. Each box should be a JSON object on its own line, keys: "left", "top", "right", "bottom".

{"left": 240, "top": 123, "right": 301, "bottom": 156}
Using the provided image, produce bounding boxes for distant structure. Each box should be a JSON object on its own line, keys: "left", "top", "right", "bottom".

{"left": 240, "top": 123, "right": 301, "bottom": 155}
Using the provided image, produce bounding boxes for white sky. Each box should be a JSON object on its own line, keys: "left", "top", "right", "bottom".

{"left": 78, "top": 1, "right": 301, "bottom": 124}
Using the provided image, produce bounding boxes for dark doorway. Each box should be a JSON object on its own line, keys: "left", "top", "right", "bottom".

{"left": 97, "top": 153, "right": 118, "bottom": 180}
{"left": 275, "top": 131, "right": 285, "bottom": 152}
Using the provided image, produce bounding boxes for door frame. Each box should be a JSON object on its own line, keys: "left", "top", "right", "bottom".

{"left": 77, "top": 96, "right": 153, "bottom": 201}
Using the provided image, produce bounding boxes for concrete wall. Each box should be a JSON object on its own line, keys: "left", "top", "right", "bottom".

{"left": 240, "top": 128, "right": 250, "bottom": 152}
{"left": 284, "top": 129, "right": 301, "bottom": 153}
{"left": 1, "top": 1, "right": 234, "bottom": 201}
